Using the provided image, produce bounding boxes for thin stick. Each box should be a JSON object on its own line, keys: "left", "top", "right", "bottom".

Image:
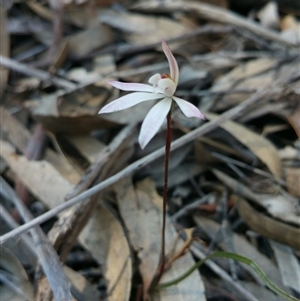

{"left": 171, "top": 194, "right": 213, "bottom": 222}
{"left": 0, "top": 55, "right": 76, "bottom": 90}
{"left": 1, "top": 66, "right": 299, "bottom": 244}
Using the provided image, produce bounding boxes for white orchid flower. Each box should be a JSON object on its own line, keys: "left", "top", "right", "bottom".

{"left": 99, "top": 40, "right": 205, "bottom": 149}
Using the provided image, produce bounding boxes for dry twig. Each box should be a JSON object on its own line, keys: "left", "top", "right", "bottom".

{"left": 0, "top": 55, "right": 76, "bottom": 90}
{"left": 0, "top": 177, "right": 73, "bottom": 301}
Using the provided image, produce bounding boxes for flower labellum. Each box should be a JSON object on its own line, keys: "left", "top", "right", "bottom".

{"left": 99, "top": 40, "right": 205, "bottom": 149}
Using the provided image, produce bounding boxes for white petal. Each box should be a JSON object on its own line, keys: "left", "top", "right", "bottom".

{"left": 173, "top": 96, "right": 205, "bottom": 119}
{"left": 99, "top": 92, "right": 164, "bottom": 114}
{"left": 157, "top": 78, "right": 176, "bottom": 97}
{"left": 139, "top": 98, "right": 172, "bottom": 149}
{"left": 107, "top": 80, "right": 154, "bottom": 92}
{"left": 162, "top": 40, "right": 179, "bottom": 86}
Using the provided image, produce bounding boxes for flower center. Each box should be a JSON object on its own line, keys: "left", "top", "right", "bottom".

{"left": 148, "top": 73, "right": 176, "bottom": 97}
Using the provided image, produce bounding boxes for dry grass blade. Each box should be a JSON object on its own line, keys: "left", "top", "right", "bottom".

{"left": 1, "top": 64, "right": 299, "bottom": 243}
{"left": 0, "top": 177, "right": 72, "bottom": 301}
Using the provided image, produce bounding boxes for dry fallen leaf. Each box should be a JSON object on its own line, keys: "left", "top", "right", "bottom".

{"left": 68, "top": 23, "right": 114, "bottom": 58}
{"left": 260, "top": 194, "right": 300, "bottom": 226}
{"left": 0, "top": 107, "right": 81, "bottom": 184}
{"left": 285, "top": 167, "right": 300, "bottom": 197}
{"left": 213, "top": 169, "right": 300, "bottom": 226}
{"left": 207, "top": 113, "right": 282, "bottom": 177}
{"left": 115, "top": 177, "right": 206, "bottom": 301}
{"left": 257, "top": 2, "right": 280, "bottom": 29}
{"left": 208, "top": 58, "right": 278, "bottom": 110}
{"left": 287, "top": 103, "right": 300, "bottom": 138}
{"left": 280, "top": 15, "right": 300, "bottom": 43}
{"left": 32, "top": 85, "right": 118, "bottom": 133}
{"left": 64, "top": 266, "right": 102, "bottom": 301}
{"left": 99, "top": 10, "right": 192, "bottom": 46}
{"left": 270, "top": 241, "right": 300, "bottom": 293}
{"left": 1, "top": 140, "right": 73, "bottom": 209}
{"left": 0, "top": 246, "right": 34, "bottom": 301}
{"left": 80, "top": 203, "right": 132, "bottom": 301}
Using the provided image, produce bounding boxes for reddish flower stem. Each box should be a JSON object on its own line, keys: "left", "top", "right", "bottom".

{"left": 156, "top": 108, "right": 172, "bottom": 284}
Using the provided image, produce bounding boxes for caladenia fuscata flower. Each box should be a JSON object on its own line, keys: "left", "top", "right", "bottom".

{"left": 99, "top": 40, "right": 205, "bottom": 149}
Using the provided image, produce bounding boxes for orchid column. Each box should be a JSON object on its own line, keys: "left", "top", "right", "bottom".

{"left": 99, "top": 40, "right": 205, "bottom": 283}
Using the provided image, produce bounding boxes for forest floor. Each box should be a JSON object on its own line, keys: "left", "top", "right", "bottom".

{"left": 0, "top": 0, "right": 300, "bottom": 300}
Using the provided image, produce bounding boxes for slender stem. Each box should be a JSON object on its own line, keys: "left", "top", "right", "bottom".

{"left": 156, "top": 108, "right": 173, "bottom": 284}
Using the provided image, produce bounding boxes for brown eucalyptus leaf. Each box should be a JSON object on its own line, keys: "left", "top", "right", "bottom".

{"left": 260, "top": 194, "right": 300, "bottom": 226}
{"left": 287, "top": 103, "right": 300, "bottom": 138}
{"left": 80, "top": 204, "right": 132, "bottom": 301}
{"left": 213, "top": 169, "right": 300, "bottom": 226}
{"left": 68, "top": 24, "right": 114, "bottom": 59}
{"left": 66, "top": 135, "right": 106, "bottom": 163}
{"left": 207, "top": 58, "right": 278, "bottom": 110}
{"left": 1, "top": 140, "right": 73, "bottom": 209}
{"left": 115, "top": 177, "right": 206, "bottom": 301}
{"left": 237, "top": 197, "right": 300, "bottom": 250}
{"left": 270, "top": 241, "right": 300, "bottom": 293}
{"left": 285, "top": 167, "right": 300, "bottom": 197}
{"left": 0, "top": 106, "right": 80, "bottom": 184}
{"left": 257, "top": 2, "right": 280, "bottom": 29}
{"left": 32, "top": 85, "right": 119, "bottom": 133}
{"left": 207, "top": 113, "right": 282, "bottom": 177}
{"left": 280, "top": 15, "right": 300, "bottom": 43}
{"left": 0, "top": 246, "right": 34, "bottom": 301}
{"left": 64, "top": 266, "right": 101, "bottom": 301}
{"left": 99, "top": 10, "right": 191, "bottom": 46}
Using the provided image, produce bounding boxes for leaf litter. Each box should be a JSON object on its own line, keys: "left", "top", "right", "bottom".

{"left": 0, "top": 0, "right": 300, "bottom": 301}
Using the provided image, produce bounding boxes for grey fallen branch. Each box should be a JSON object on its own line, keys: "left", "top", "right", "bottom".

{"left": 0, "top": 204, "right": 37, "bottom": 266}
{"left": 1, "top": 64, "right": 299, "bottom": 244}
{"left": 0, "top": 177, "right": 73, "bottom": 301}
{"left": 0, "top": 55, "right": 76, "bottom": 91}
